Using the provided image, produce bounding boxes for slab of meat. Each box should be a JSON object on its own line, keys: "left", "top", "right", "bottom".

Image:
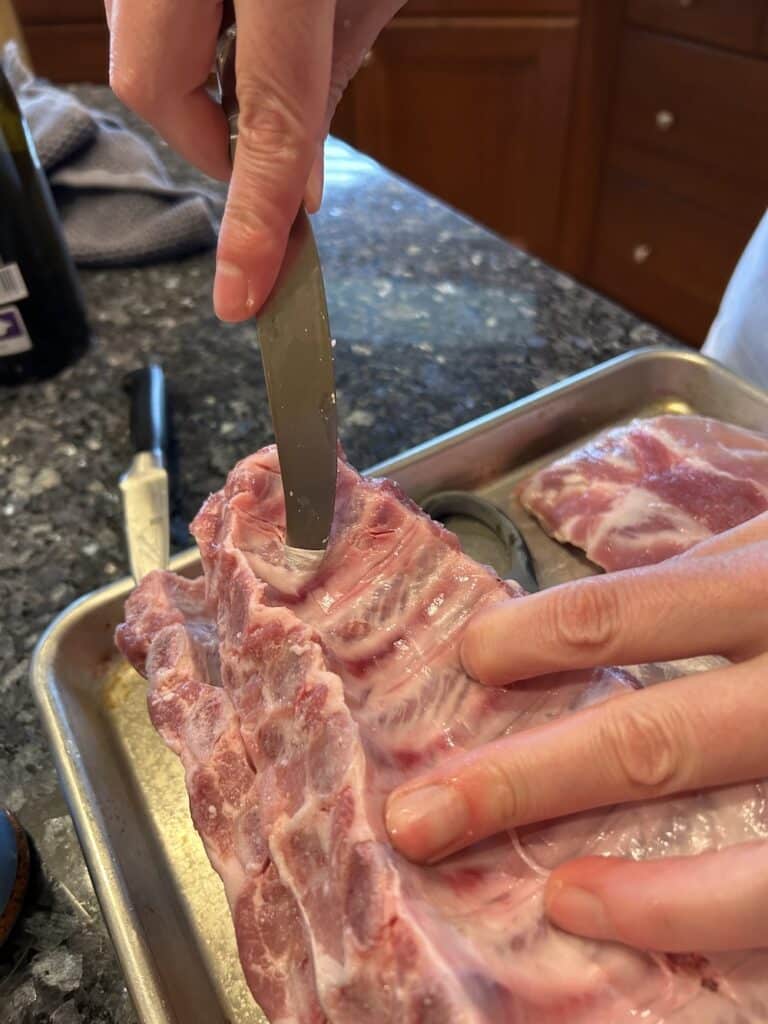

{"left": 116, "top": 447, "right": 768, "bottom": 1024}
{"left": 520, "top": 414, "right": 768, "bottom": 571}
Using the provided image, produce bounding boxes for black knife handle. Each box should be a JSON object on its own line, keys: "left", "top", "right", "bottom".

{"left": 124, "top": 364, "right": 168, "bottom": 460}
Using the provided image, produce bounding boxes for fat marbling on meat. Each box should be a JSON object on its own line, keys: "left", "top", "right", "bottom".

{"left": 520, "top": 415, "right": 768, "bottom": 571}
{"left": 116, "top": 446, "right": 768, "bottom": 1024}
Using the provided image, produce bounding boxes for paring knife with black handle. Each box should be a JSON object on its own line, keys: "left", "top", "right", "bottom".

{"left": 119, "top": 364, "right": 170, "bottom": 582}
{"left": 216, "top": 6, "right": 338, "bottom": 561}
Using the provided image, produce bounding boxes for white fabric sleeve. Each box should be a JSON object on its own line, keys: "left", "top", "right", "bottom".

{"left": 702, "top": 209, "right": 768, "bottom": 390}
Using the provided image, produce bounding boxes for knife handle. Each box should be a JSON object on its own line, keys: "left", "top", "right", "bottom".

{"left": 124, "top": 364, "right": 168, "bottom": 463}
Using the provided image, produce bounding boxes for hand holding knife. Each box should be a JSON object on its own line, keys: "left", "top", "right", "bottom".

{"left": 119, "top": 8, "right": 338, "bottom": 582}
{"left": 216, "top": 6, "right": 338, "bottom": 560}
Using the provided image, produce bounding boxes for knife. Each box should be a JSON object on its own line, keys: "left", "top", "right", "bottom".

{"left": 119, "top": 364, "right": 170, "bottom": 582}
{"left": 216, "top": 8, "right": 338, "bottom": 558}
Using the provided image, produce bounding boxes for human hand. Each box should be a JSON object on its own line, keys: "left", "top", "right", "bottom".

{"left": 105, "top": 0, "right": 405, "bottom": 320}
{"left": 386, "top": 513, "right": 768, "bottom": 952}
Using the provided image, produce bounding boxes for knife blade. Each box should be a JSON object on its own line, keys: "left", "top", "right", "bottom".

{"left": 258, "top": 210, "right": 338, "bottom": 553}
{"left": 215, "top": 9, "right": 338, "bottom": 557}
{"left": 119, "top": 364, "right": 170, "bottom": 582}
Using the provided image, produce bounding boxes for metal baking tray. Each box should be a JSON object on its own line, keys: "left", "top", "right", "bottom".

{"left": 31, "top": 347, "right": 768, "bottom": 1024}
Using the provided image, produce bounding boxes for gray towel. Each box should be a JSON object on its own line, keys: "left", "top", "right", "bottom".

{"left": 2, "top": 43, "right": 223, "bottom": 267}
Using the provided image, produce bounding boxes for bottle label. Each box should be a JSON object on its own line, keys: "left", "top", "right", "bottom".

{"left": 0, "top": 306, "right": 32, "bottom": 356}
{"left": 0, "top": 263, "right": 29, "bottom": 304}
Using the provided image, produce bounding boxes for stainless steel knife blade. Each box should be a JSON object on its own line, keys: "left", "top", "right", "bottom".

{"left": 120, "top": 454, "right": 169, "bottom": 582}
{"left": 216, "top": 8, "right": 338, "bottom": 556}
{"left": 119, "top": 364, "right": 170, "bottom": 582}
{"left": 258, "top": 210, "right": 338, "bottom": 553}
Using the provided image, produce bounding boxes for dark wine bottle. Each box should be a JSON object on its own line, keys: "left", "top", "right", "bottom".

{"left": 0, "top": 64, "right": 89, "bottom": 385}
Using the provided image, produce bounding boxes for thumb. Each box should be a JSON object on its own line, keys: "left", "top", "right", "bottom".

{"left": 214, "top": 0, "right": 334, "bottom": 322}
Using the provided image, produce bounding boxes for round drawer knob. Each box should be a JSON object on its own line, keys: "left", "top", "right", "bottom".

{"left": 655, "top": 109, "right": 676, "bottom": 131}
{"left": 361, "top": 49, "right": 375, "bottom": 68}
{"left": 632, "top": 244, "right": 652, "bottom": 264}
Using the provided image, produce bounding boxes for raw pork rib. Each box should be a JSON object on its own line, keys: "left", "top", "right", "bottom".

{"left": 117, "top": 448, "right": 768, "bottom": 1024}
{"left": 520, "top": 414, "right": 768, "bottom": 571}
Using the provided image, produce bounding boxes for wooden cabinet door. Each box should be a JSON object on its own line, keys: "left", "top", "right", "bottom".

{"left": 589, "top": 161, "right": 752, "bottom": 345}
{"left": 15, "top": 0, "right": 108, "bottom": 83}
{"left": 15, "top": 0, "right": 103, "bottom": 19}
{"left": 612, "top": 30, "right": 768, "bottom": 198}
{"left": 336, "top": 18, "right": 578, "bottom": 259}
{"left": 22, "top": 22, "right": 108, "bottom": 83}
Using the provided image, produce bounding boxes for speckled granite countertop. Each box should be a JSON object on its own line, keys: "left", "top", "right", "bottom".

{"left": 0, "top": 86, "right": 673, "bottom": 1023}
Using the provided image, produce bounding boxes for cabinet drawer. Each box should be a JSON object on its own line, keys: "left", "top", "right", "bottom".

{"left": 626, "top": 0, "right": 764, "bottom": 54}
{"left": 24, "top": 23, "right": 109, "bottom": 83}
{"left": 589, "top": 165, "right": 755, "bottom": 345}
{"left": 612, "top": 30, "right": 768, "bottom": 191}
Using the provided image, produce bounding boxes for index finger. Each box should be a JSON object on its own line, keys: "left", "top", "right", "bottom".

{"left": 385, "top": 655, "right": 768, "bottom": 863}
{"left": 109, "top": 0, "right": 230, "bottom": 181}
{"left": 461, "top": 541, "right": 768, "bottom": 687}
{"left": 213, "top": 0, "right": 334, "bottom": 320}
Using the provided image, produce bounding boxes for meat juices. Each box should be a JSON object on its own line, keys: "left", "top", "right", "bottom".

{"left": 117, "top": 447, "right": 768, "bottom": 1024}
{"left": 520, "top": 415, "right": 768, "bottom": 571}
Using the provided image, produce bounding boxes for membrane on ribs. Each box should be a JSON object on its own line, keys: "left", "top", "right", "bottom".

{"left": 117, "top": 447, "right": 768, "bottom": 1024}
{"left": 520, "top": 415, "right": 768, "bottom": 571}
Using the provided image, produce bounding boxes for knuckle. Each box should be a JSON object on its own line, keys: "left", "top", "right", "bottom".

{"left": 109, "top": 67, "right": 153, "bottom": 117}
{"left": 223, "top": 195, "right": 281, "bottom": 247}
{"left": 236, "top": 82, "right": 310, "bottom": 159}
{"left": 548, "top": 580, "right": 621, "bottom": 655}
{"left": 462, "top": 617, "right": 496, "bottom": 683}
{"left": 479, "top": 755, "right": 529, "bottom": 827}
{"left": 602, "top": 702, "right": 690, "bottom": 793}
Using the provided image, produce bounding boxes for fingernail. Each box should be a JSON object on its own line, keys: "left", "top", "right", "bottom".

{"left": 546, "top": 882, "right": 613, "bottom": 940}
{"left": 213, "top": 261, "right": 253, "bottom": 322}
{"left": 386, "top": 785, "right": 469, "bottom": 862}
